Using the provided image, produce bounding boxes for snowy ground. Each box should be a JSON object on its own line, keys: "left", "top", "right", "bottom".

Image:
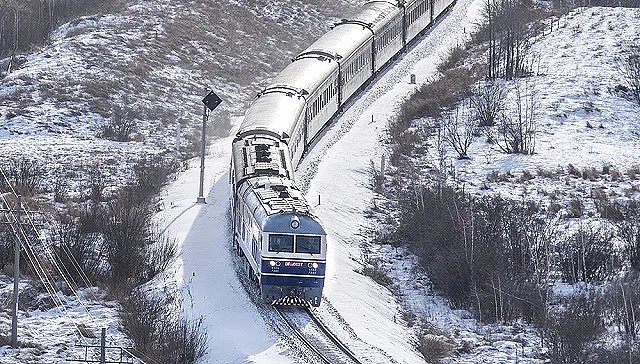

{"left": 1, "top": 0, "right": 639, "bottom": 363}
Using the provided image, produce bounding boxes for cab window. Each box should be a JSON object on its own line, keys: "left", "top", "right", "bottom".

{"left": 295, "top": 235, "right": 321, "bottom": 254}
{"left": 269, "top": 234, "right": 294, "bottom": 253}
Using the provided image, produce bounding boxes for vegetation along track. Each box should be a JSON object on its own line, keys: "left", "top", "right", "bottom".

{"left": 275, "top": 306, "right": 363, "bottom": 364}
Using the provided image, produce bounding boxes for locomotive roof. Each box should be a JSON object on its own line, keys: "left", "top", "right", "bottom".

{"left": 247, "top": 176, "right": 310, "bottom": 215}
{"left": 232, "top": 134, "right": 294, "bottom": 185}
{"left": 297, "top": 23, "right": 373, "bottom": 63}
{"left": 238, "top": 176, "right": 325, "bottom": 235}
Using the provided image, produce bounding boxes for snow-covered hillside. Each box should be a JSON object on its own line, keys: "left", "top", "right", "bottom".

{"left": 1, "top": 0, "right": 639, "bottom": 363}
{"left": 447, "top": 7, "right": 640, "bottom": 211}
{"left": 0, "top": 0, "right": 357, "bottom": 192}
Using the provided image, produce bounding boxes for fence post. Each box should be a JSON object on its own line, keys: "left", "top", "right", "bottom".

{"left": 100, "top": 328, "right": 106, "bottom": 364}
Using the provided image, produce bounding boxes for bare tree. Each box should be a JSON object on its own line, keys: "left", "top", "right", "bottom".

{"left": 495, "top": 79, "right": 538, "bottom": 154}
{"left": 1, "top": 0, "right": 111, "bottom": 58}
{"left": 477, "top": 0, "right": 544, "bottom": 80}
{"left": 471, "top": 80, "right": 507, "bottom": 127}
{"left": 440, "top": 104, "right": 477, "bottom": 159}
{"left": 617, "top": 202, "right": 640, "bottom": 271}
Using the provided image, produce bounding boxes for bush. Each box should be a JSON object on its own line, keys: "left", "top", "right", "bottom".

{"left": 602, "top": 276, "right": 640, "bottom": 339}
{"left": 438, "top": 44, "right": 469, "bottom": 72}
{"left": 98, "top": 185, "right": 179, "bottom": 294}
{"left": 417, "top": 334, "right": 453, "bottom": 363}
{"left": 618, "top": 43, "right": 640, "bottom": 105}
{"left": 53, "top": 219, "right": 105, "bottom": 285}
{"left": 558, "top": 224, "right": 618, "bottom": 284}
{"left": 397, "top": 67, "right": 478, "bottom": 124}
{"left": 0, "top": 157, "right": 44, "bottom": 196}
{"left": 394, "top": 184, "right": 551, "bottom": 323}
{"left": 543, "top": 296, "right": 605, "bottom": 364}
{"left": 133, "top": 154, "right": 180, "bottom": 200}
{"left": 592, "top": 189, "right": 625, "bottom": 220}
{"left": 616, "top": 201, "right": 640, "bottom": 271}
{"left": 471, "top": 81, "right": 507, "bottom": 127}
{"left": 99, "top": 105, "right": 138, "bottom": 142}
{"left": 121, "top": 292, "right": 208, "bottom": 364}
{"left": 360, "top": 257, "right": 393, "bottom": 287}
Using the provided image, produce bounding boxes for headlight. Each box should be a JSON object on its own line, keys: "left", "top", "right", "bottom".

{"left": 270, "top": 260, "right": 277, "bottom": 267}
{"left": 312, "top": 262, "right": 319, "bottom": 269}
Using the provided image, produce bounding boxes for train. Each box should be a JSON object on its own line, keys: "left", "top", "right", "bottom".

{"left": 230, "top": 0, "right": 456, "bottom": 307}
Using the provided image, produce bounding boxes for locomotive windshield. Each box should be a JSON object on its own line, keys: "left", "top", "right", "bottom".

{"left": 269, "top": 234, "right": 294, "bottom": 253}
{"left": 295, "top": 235, "right": 321, "bottom": 254}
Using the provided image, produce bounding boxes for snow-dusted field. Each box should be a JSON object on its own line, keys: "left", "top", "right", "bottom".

{"left": 449, "top": 7, "right": 640, "bottom": 210}
{"left": 1, "top": 0, "right": 639, "bottom": 363}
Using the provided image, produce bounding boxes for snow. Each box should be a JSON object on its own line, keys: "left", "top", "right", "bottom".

{"left": 1, "top": 0, "right": 639, "bottom": 363}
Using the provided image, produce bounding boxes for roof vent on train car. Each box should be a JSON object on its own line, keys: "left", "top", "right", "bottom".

{"left": 255, "top": 144, "right": 272, "bottom": 163}
{"left": 271, "top": 184, "right": 290, "bottom": 199}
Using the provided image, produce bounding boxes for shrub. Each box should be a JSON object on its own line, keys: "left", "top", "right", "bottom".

{"left": 397, "top": 67, "right": 477, "bottom": 124}
{"left": 567, "top": 196, "right": 583, "bottom": 218}
{"left": 121, "top": 292, "right": 208, "bottom": 364}
{"left": 417, "top": 334, "right": 453, "bottom": 363}
{"left": 616, "top": 201, "right": 640, "bottom": 271}
{"left": 543, "top": 296, "right": 605, "bottom": 364}
{"left": 618, "top": 43, "right": 640, "bottom": 105}
{"left": 360, "top": 256, "right": 393, "bottom": 287}
{"left": 0, "top": 157, "right": 44, "bottom": 196}
{"left": 558, "top": 224, "right": 618, "bottom": 284}
{"left": 602, "top": 276, "right": 640, "bottom": 339}
{"left": 471, "top": 81, "right": 507, "bottom": 127}
{"left": 99, "top": 105, "right": 138, "bottom": 142}
{"left": 133, "top": 154, "right": 180, "bottom": 200}
{"left": 438, "top": 43, "right": 469, "bottom": 72}
{"left": 592, "top": 189, "right": 624, "bottom": 220}
{"left": 568, "top": 164, "right": 581, "bottom": 177}
{"left": 53, "top": 219, "right": 105, "bottom": 285}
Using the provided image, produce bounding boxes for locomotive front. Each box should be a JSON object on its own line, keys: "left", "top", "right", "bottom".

{"left": 260, "top": 211, "right": 327, "bottom": 306}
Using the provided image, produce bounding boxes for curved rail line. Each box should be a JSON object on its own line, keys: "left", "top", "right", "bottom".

{"left": 275, "top": 306, "right": 363, "bottom": 364}
{"left": 305, "top": 307, "right": 362, "bottom": 364}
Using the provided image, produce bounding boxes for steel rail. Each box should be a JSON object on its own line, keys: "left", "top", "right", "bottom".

{"left": 275, "top": 306, "right": 363, "bottom": 364}
{"left": 274, "top": 307, "right": 332, "bottom": 364}
{"left": 304, "top": 307, "right": 363, "bottom": 364}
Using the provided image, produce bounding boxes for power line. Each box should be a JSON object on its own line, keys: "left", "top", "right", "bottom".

{"left": 0, "top": 167, "right": 154, "bottom": 363}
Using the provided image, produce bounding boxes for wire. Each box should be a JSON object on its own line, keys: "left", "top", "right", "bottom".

{"left": 1, "top": 166, "right": 159, "bottom": 363}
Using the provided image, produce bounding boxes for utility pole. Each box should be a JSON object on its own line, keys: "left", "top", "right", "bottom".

{"left": 100, "top": 328, "right": 106, "bottom": 364}
{"left": 0, "top": 193, "right": 23, "bottom": 349}
{"left": 11, "top": 195, "right": 21, "bottom": 348}
{"left": 198, "top": 90, "right": 223, "bottom": 204}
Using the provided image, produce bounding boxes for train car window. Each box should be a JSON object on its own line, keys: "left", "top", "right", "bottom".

{"left": 269, "top": 234, "right": 294, "bottom": 253}
{"left": 296, "top": 235, "right": 321, "bottom": 254}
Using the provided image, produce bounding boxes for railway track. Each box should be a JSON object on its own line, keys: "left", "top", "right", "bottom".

{"left": 275, "top": 306, "right": 363, "bottom": 364}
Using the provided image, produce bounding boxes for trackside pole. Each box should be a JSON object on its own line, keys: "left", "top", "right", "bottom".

{"left": 197, "top": 103, "right": 208, "bottom": 204}
{"left": 198, "top": 89, "right": 223, "bottom": 204}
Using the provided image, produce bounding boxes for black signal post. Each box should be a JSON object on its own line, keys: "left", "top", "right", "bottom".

{"left": 197, "top": 90, "right": 223, "bottom": 204}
